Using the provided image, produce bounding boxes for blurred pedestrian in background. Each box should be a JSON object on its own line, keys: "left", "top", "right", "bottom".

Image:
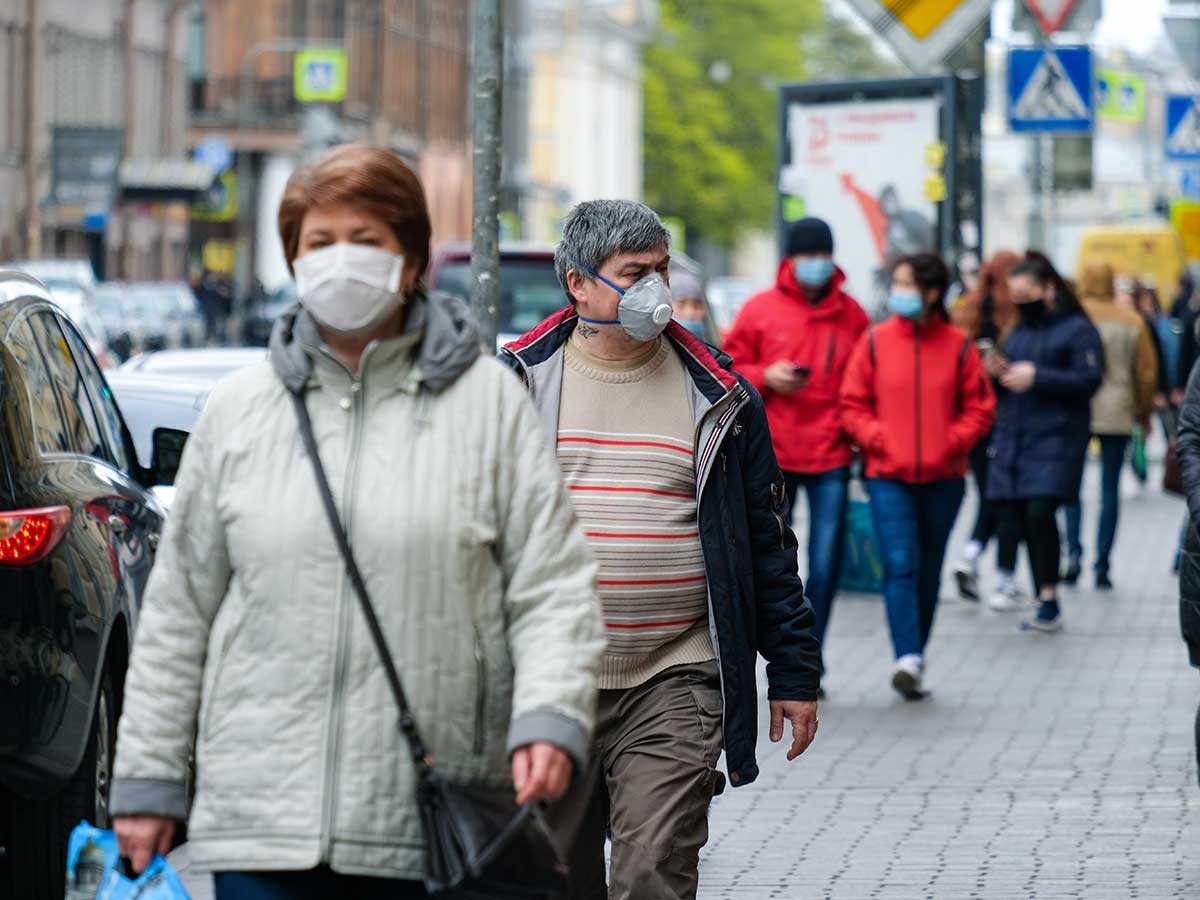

{"left": 110, "top": 145, "right": 605, "bottom": 899}
{"left": 950, "top": 250, "right": 1020, "bottom": 607}
{"left": 985, "top": 252, "right": 1104, "bottom": 633}
{"left": 1061, "top": 261, "right": 1157, "bottom": 590}
{"left": 723, "top": 217, "right": 868, "bottom": 687}
{"left": 1136, "top": 283, "right": 1176, "bottom": 409}
{"left": 840, "top": 253, "right": 994, "bottom": 700}
{"left": 503, "top": 199, "right": 821, "bottom": 900}
{"left": 669, "top": 269, "right": 711, "bottom": 341}
{"left": 1173, "top": 355, "right": 1200, "bottom": 788}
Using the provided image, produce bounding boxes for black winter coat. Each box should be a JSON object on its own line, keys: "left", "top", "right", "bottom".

{"left": 986, "top": 310, "right": 1104, "bottom": 502}
{"left": 1176, "top": 359, "right": 1200, "bottom": 667}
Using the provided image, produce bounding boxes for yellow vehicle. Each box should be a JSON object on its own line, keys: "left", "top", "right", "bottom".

{"left": 1074, "top": 225, "right": 1187, "bottom": 295}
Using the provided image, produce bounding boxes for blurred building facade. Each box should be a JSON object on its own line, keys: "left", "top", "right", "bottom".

{"left": 0, "top": 0, "right": 192, "bottom": 279}
{"left": 190, "top": 0, "right": 472, "bottom": 295}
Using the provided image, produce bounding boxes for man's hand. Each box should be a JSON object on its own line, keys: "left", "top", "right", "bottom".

{"left": 1000, "top": 361, "right": 1036, "bottom": 393}
{"left": 114, "top": 815, "right": 175, "bottom": 875}
{"left": 764, "top": 361, "right": 807, "bottom": 396}
{"left": 512, "top": 741, "right": 573, "bottom": 806}
{"left": 1172, "top": 388, "right": 1185, "bottom": 407}
{"left": 769, "top": 700, "right": 819, "bottom": 761}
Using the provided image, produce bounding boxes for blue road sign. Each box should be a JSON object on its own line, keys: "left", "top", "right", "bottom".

{"left": 1166, "top": 95, "right": 1200, "bottom": 163}
{"left": 193, "top": 137, "right": 233, "bottom": 175}
{"left": 1009, "top": 46, "right": 1093, "bottom": 134}
{"left": 1181, "top": 168, "right": 1200, "bottom": 200}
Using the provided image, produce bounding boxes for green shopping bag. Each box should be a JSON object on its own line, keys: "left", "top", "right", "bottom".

{"left": 838, "top": 479, "right": 883, "bottom": 595}
{"left": 1131, "top": 425, "right": 1148, "bottom": 482}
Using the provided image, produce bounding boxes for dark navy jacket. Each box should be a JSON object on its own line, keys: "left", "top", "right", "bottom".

{"left": 987, "top": 310, "right": 1104, "bottom": 502}
{"left": 501, "top": 309, "right": 821, "bottom": 788}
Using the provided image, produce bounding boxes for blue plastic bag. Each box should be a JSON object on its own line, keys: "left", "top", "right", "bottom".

{"left": 838, "top": 488, "right": 883, "bottom": 595}
{"left": 65, "top": 821, "right": 190, "bottom": 900}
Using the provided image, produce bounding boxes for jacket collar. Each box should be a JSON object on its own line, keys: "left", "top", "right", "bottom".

{"left": 891, "top": 314, "right": 950, "bottom": 338}
{"left": 503, "top": 306, "right": 739, "bottom": 405}
{"left": 774, "top": 259, "right": 849, "bottom": 320}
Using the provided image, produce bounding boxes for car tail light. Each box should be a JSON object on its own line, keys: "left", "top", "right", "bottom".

{"left": 0, "top": 506, "right": 71, "bottom": 565}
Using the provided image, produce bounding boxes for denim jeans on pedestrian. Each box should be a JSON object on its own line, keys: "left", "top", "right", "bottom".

{"left": 866, "top": 477, "right": 965, "bottom": 660}
{"left": 1063, "top": 434, "right": 1130, "bottom": 575}
{"left": 783, "top": 467, "right": 850, "bottom": 667}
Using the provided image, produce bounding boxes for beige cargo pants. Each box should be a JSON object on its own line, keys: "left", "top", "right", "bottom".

{"left": 546, "top": 661, "right": 726, "bottom": 900}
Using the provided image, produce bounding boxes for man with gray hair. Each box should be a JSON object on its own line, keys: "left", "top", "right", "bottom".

{"left": 502, "top": 199, "right": 821, "bottom": 899}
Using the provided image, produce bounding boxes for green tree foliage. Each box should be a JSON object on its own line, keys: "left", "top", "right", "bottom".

{"left": 643, "top": 1, "right": 902, "bottom": 248}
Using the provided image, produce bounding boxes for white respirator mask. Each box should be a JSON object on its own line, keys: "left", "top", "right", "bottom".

{"left": 293, "top": 242, "right": 407, "bottom": 336}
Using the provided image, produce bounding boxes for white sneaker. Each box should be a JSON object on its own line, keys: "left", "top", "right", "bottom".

{"left": 953, "top": 560, "right": 980, "bottom": 602}
{"left": 891, "top": 654, "right": 925, "bottom": 700}
{"left": 988, "top": 585, "right": 1027, "bottom": 612}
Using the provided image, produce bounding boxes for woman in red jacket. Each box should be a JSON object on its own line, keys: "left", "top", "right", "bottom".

{"left": 840, "top": 253, "right": 996, "bottom": 700}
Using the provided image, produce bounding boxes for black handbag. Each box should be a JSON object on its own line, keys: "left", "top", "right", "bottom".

{"left": 290, "top": 391, "right": 569, "bottom": 899}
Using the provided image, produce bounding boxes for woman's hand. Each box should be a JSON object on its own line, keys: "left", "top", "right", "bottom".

{"left": 984, "top": 351, "right": 1009, "bottom": 379}
{"left": 1000, "top": 361, "right": 1036, "bottom": 393}
{"left": 511, "top": 741, "right": 573, "bottom": 806}
{"left": 114, "top": 815, "right": 176, "bottom": 874}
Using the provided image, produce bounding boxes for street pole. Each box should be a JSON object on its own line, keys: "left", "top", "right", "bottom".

{"left": 471, "top": 0, "right": 503, "bottom": 353}
{"left": 1028, "top": 133, "right": 1046, "bottom": 251}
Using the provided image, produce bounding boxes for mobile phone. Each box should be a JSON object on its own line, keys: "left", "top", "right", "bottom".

{"left": 792, "top": 365, "right": 811, "bottom": 378}
{"left": 976, "top": 339, "right": 995, "bottom": 355}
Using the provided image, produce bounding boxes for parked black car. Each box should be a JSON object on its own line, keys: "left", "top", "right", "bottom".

{"left": 0, "top": 273, "right": 180, "bottom": 898}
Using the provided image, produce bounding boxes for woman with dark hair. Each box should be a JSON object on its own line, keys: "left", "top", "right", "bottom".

{"left": 950, "top": 251, "right": 1022, "bottom": 607}
{"left": 986, "top": 251, "right": 1104, "bottom": 633}
{"left": 841, "top": 253, "right": 995, "bottom": 699}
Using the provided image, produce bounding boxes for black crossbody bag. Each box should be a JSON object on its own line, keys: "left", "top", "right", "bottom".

{"left": 290, "top": 391, "right": 568, "bottom": 899}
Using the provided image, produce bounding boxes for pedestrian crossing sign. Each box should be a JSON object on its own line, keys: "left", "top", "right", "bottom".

{"left": 1166, "top": 95, "right": 1200, "bottom": 162}
{"left": 1008, "top": 46, "right": 1093, "bottom": 134}
{"left": 294, "top": 48, "right": 347, "bottom": 103}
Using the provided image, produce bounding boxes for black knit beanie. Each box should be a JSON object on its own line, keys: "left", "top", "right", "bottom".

{"left": 785, "top": 217, "right": 834, "bottom": 256}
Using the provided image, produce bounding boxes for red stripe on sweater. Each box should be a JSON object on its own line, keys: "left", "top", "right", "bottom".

{"left": 605, "top": 616, "right": 704, "bottom": 630}
{"left": 584, "top": 531, "right": 700, "bottom": 539}
{"left": 558, "top": 437, "right": 694, "bottom": 455}
{"left": 569, "top": 486, "right": 694, "bottom": 499}
{"left": 598, "top": 576, "right": 708, "bottom": 586}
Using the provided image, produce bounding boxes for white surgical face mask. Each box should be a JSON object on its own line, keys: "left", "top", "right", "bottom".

{"left": 293, "top": 242, "right": 406, "bottom": 336}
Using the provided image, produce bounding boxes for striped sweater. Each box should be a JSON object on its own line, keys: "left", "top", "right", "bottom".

{"left": 558, "top": 338, "right": 714, "bottom": 689}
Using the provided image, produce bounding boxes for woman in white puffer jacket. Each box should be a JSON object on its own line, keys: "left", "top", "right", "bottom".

{"left": 110, "top": 145, "right": 604, "bottom": 899}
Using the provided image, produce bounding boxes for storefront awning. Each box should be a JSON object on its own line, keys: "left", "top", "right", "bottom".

{"left": 119, "top": 159, "right": 217, "bottom": 202}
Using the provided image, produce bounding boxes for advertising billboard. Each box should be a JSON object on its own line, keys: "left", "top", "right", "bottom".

{"left": 777, "top": 77, "right": 979, "bottom": 317}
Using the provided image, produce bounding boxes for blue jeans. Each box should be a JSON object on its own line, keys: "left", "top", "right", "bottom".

{"left": 1063, "top": 434, "right": 1129, "bottom": 574}
{"left": 784, "top": 467, "right": 849, "bottom": 668}
{"left": 214, "top": 868, "right": 427, "bottom": 899}
{"left": 867, "top": 478, "right": 965, "bottom": 660}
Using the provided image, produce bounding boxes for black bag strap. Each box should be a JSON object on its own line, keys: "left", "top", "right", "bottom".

{"left": 289, "top": 390, "right": 433, "bottom": 774}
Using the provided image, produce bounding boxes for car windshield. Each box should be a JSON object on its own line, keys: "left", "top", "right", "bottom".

{"left": 433, "top": 259, "right": 565, "bottom": 336}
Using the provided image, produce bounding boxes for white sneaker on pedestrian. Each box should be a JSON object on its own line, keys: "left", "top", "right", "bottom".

{"left": 987, "top": 584, "right": 1027, "bottom": 612}
{"left": 953, "top": 560, "right": 980, "bottom": 602}
{"left": 891, "top": 654, "right": 925, "bottom": 700}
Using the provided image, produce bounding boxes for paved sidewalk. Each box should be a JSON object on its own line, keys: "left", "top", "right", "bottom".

{"left": 699, "top": 463, "right": 1200, "bottom": 898}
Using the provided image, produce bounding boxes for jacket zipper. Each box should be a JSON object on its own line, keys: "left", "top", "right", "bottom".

{"left": 472, "top": 623, "right": 487, "bottom": 756}
{"left": 914, "top": 331, "right": 923, "bottom": 482}
{"left": 319, "top": 371, "right": 367, "bottom": 860}
{"left": 824, "top": 332, "right": 836, "bottom": 373}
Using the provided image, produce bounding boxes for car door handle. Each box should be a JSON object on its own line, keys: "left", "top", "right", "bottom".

{"left": 107, "top": 515, "right": 127, "bottom": 535}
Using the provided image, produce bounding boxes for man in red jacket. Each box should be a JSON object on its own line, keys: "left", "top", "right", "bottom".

{"left": 723, "top": 218, "right": 869, "bottom": 687}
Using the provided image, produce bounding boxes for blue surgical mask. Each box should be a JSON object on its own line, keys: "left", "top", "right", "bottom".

{"left": 888, "top": 291, "right": 924, "bottom": 319}
{"left": 793, "top": 257, "right": 835, "bottom": 288}
{"left": 677, "top": 317, "right": 708, "bottom": 341}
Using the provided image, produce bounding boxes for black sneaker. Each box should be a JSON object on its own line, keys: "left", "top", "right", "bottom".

{"left": 1061, "top": 560, "right": 1081, "bottom": 586}
{"left": 953, "top": 561, "right": 980, "bottom": 602}
{"left": 1096, "top": 571, "right": 1113, "bottom": 591}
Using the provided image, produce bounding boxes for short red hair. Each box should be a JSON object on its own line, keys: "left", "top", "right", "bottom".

{"left": 277, "top": 144, "right": 432, "bottom": 277}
